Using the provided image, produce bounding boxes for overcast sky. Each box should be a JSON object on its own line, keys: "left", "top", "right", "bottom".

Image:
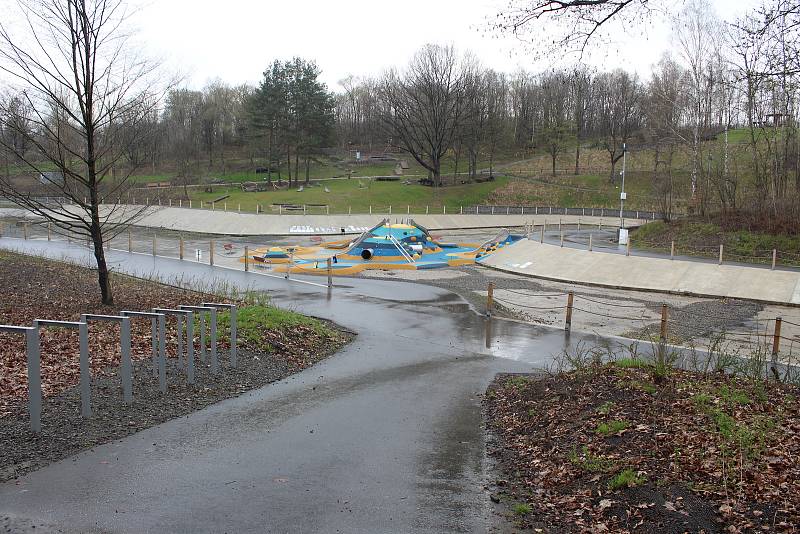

{"left": 3, "top": 0, "right": 763, "bottom": 92}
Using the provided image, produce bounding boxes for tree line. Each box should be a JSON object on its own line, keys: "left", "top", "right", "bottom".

{"left": 1, "top": 0, "right": 798, "bottom": 300}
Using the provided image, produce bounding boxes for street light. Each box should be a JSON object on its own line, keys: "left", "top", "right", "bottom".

{"left": 619, "top": 143, "right": 627, "bottom": 244}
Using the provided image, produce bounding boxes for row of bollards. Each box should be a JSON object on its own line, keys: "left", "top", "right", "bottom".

{"left": 1, "top": 303, "right": 237, "bottom": 432}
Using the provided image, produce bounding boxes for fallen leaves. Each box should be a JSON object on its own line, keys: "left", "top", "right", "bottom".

{"left": 484, "top": 366, "right": 800, "bottom": 532}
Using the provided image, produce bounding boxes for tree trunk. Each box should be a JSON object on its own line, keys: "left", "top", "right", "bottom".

{"left": 91, "top": 221, "right": 113, "bottom": 305}
{"left": 304, "top": 155, "right": 310, "bottom": 184}
{"left": 294, "top": 151, "right": 300, "bottom": 188}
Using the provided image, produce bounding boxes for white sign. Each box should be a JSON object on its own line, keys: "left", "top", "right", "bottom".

{"left": 620, "top": 192, "right": 627, "bottom": 200}
{"left": 618, "top": 228, "right": 629, "bottom": 245}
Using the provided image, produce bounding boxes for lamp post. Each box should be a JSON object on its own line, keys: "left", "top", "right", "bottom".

{"left": 619, "top": 142, "right": 627, "bottom": 233}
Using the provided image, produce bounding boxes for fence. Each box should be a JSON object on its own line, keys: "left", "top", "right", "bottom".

{"left": 1, "top": 195, "right": 665, "bottom": 220}
{"left": 2, "top": 303, "right": 238, "bottom": 433}
{"left": 485, "top": 282, "right": 800, "bottom": 381}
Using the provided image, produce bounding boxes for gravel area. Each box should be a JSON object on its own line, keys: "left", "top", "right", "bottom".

{"left": 358, "top": 266, "right": 779, "bottom": 353}
{"left": 0, "top": 330, "right": 353, "bottom": 483}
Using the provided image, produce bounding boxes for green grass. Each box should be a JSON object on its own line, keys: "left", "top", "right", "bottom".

{"left": 512, "top": 503, "right": 532, "bottom": 516}
{"left": 615, "top": 358, "right": 648, "bottom": 369}
{"left": 211, "top": 304, "right": 334, "bottom": 352}
{"left": 187, "top": 175, "right": 511, "bottom": 214}
{"left": 608, "top": 468, "right": 645, "bottom": 490}
{"left": 631, "top": 219, "right": 800, "bottom": 266}
{"left": 596, "top": 401, "right": 614, "bottom": 415}
{"left": 596, "top": 420, "right": 629, "bottom": 436}
{"left": 569, "top": 445, "right": 615, "bottom": 473}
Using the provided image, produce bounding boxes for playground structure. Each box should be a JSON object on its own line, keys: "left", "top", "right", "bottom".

{"left": 245, "top": 219, "right": 522, "bottom": 276}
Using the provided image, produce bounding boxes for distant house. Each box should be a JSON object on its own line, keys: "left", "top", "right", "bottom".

{"left": 38, "top": 171, "right": 65, "bottom": 186}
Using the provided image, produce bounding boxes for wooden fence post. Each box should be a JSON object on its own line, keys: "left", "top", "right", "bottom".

{"left": 128, "top": 229, "right": 132, "bottom": 253}
{"left": 771, "top": 317, "right": 782, "bottom": 379}
{"left": 487, "top": 282, "right": 495, "bottom": 316}
{"left": 565, "top": 291, "right": 574, "bottom": 331}
{"left": 589, "top": 234, "right": 593, "bottom": 252}
{"left": 540, "top": 223, "right": 545, "bottom": 243}
{"left": 47, "top": 223, "right": 51, "bottom": 241}
{"left": 244, "top": 246, "right": 249, "bottom": 272}
{"left": 670, "top": 241, "right": 675, "bottom": 260}
{"left": 626, "top": 240, "right": 631, "bottom": 256}
{"left": 152, "top": 234, "right": 156, "bottom": 256}
{"left": 772, "top": 249, "right": 777, "bottom": 270}
{"left": 209, "top": 240, "right": 215, "bottom": 266}
{"left": 179, "top": 235, "right": 184, "bottom": 260}
{"left": 718, "top": 244, "right": 724, "bottom": 265}
{"left": 327, "top": 257, "right": 333, "bottom": 288}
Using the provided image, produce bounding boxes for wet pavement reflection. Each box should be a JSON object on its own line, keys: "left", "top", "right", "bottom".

{"left": 0, "top": 237, "right": 638, "bottom": 533}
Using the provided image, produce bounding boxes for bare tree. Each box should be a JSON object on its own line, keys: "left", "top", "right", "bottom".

{"left": 379, "top": 44, "right": 474, "bottom": 186}
{"left": 0, "top": 0, "right": 167, "bottom": 304}
{"left": 492, "top": 0, "right": 661, "bottom": 57}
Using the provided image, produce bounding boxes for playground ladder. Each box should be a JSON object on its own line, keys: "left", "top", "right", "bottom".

{"left": 387, "top": 234, "right": 415, "bottom": 263}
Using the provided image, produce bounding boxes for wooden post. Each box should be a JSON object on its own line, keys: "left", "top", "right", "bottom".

{"left": 407, "top": 205, "right": 410, "bottom": 214}
{"left": 577, "top": 219, "right": 581, "bottom": 231}
{"left": 540, "top": 224, "right": 545, "bottom": 243}
{"left": 211, "top": 202, "right": 215, "bottom": 211}
{"left": 349, "top": 206, "right": 352, "bottom": 215}
{"left": 565, "top": 291, "right": 574, "bottom": 331}
{"left": 23, "top": 223, "right": 28, "bottom": 240}
{"left": 169, "top": 199, "right": 172, "bottom": 207}
{"left": 189, "top": 200, "right": 192, "bottom": 209}
{"left": 369, "top": 205, "right": 372, "bottom": 214}
{"left": 460, "top": 205, "right": 463, "bottom": 214}
{"left": 244, "top": 246, "right": 249, "bottom": 272}
{"left": 326, "top": 206, "right": 330, "bottom": 215}
{"left": 660, "top": 304, "right": 668, "bottom": 342}
{"left": 47, "top": 223, "right": 51, "bottom": 241}
{"left": 179, "top": 235, "right": 184, "bottom": 260}
{"left": 486, "top": 282, "right": 495, "bottom": 316}
{"left": 718, "top": 244, "right": 723, "bottom": 265}
{"left": 224, "top": 202, "right": 227, "bottom": 212}
{"left": 128, "top": 229, "right": 132, "bottom": 253}
{"left": 772, "top": 249, "right": 777, "bottom": 270}
{"left": 426, "top": 205, "right": 429, "bottom": 214}
{"left": 626, "top": 240, "right": 631, "bottom": 256}
{"left": 327, "top": 257, "right": 333, "bottom": 288}
{"left": 152, "top": 234, "right": 156, "bottom": 256}
{"left": 560, "top": 230, "right": 564, "bottom": 247}
{"left": 772, "top": 317, "right": 782, "bottom": 379}
{"left": 278, "top": 205, "right": 280, "bottom": 215}
{"left": 179, "top": 199, "right": 182, "bottom": 208}
{"left": 389, "top": 205, "right": 392, "bottom": 215}
{"left": 209, "top": 240, "right": 215, "bottom": 266}
{"left": 589, "top": 234, "right": 593, "bottom": 252}
{"left": 238, "top": 203, "right": 241, "bottom": 213}
{"left": 670, "top": 241, "right": 675, "bottom": 260}
{"left": 443, "top": 205, "right": 446, "bottom": 214}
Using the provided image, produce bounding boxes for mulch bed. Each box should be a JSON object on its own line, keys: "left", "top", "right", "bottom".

{"left": 484, "top": 365, "right": 800, "bottom": 532}
{"left": 0, "top": 250, "right": 354, "bottom": 481}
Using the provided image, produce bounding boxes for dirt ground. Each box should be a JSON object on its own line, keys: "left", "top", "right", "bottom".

{"left": 484, "top": 368, "right": 800, "bottom": 532}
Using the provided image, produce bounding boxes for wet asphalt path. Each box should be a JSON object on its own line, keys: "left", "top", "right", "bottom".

{"left": 0, "top": 239, "right": 612, "bottom": 533}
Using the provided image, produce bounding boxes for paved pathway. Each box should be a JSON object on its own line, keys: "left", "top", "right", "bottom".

{"left": 0, "top": 239, "right": 616, "bottom": 533}
{"left": 482, "top": 239, "right": 800, "bottom": 306}
{"left": 0, "top": 206, "right": 644, "bottom": 236}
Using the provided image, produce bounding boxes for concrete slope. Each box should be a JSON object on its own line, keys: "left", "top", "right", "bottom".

{"left": 481, "top": 239, "right": 800, "bottom": 306}
{"left": 0, "top": 206, "right": 642, "bottom": 236}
